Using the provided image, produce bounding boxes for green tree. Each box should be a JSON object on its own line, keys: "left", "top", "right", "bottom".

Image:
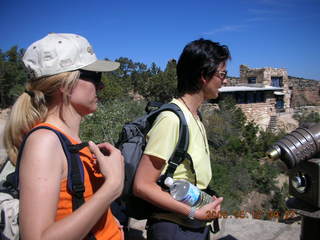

{"left": 131, "top": 62, "right": 148, "bottom": 94}
{"left": 114, "top": 57, "right": 136, "bottom": 92}
{"left": 0, "top": 46, "right": 27, "bottom": 108}
{"left": 137, "top": 60, "right": 177, "bottom": 102}
{"left": 204, "top": 97, "right": 284, "bottom": 212}
{"left": 98, "top": 72, "right": 127, "bottom": 102}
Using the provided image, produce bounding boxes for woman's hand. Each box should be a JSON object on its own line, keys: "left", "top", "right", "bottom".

{"left": 194, "top": 196, "right": 223, "bottom": 221}
{"left": 88, "top": 141, "right": 124, "bottom": 191}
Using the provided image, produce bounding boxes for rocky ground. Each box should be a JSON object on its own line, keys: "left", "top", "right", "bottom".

{"left": 126, "top": 218, "right": 301, "bottom": 240}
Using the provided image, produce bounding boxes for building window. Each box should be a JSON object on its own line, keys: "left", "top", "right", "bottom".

{"left": 248, "top": 77, "right": 256, "bottom": 84}
{"left": 256, "top": 92, "right": 265, "bottom": 102}
{"left": 271, "top": 77, "right": 283, "bottom": 87}
{"left": 235, "top": 91, "right": 266, "bottom": 104}
{"left": 234, "top": 91, "right": 265, "bottom": 104}
{"left": 247, "top": 92, "right": 255, "bottom": 103}
{"left": 236, "top": 92, "right": 246, "bottom": 104}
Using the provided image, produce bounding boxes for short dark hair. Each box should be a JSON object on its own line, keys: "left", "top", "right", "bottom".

{"left": 176, "top": 38, "right": 231, "bottom": 96}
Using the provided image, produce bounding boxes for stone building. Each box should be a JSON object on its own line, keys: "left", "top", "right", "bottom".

{"left": 211, "top": 65, "right": 320, "bottom": 130}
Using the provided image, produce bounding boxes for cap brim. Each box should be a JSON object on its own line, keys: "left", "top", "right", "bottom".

{"left": 81, "top": 60, "right": 120, "bottom": 72}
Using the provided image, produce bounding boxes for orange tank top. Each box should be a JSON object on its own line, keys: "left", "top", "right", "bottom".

{"left": 36, "top": 123, "right": 123, "bottom": 240}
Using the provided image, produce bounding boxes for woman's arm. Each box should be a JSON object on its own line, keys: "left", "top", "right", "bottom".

{"left": 19, "top": 130, "right": 124, "bottom": 240}
{"left": 133, "top": 154, "right": 222, "bottom": 221}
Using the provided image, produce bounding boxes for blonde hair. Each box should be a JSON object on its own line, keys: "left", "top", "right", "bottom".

{"left": 4, "top": 71, "right": 80, "bottom": 165}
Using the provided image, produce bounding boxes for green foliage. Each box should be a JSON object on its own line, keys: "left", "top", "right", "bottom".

{"left": 136, "top": 60, "right": 177, "bottom": 102}
{"left": 204, "top": 97, "right": 246, "bottom": 150}
{"left": 269, "top": 183, "right": 290, "bottom": 217}
{"left": 0, "top": 46, "right": 27, "bottom": 108}
{"left": 97, "top": 57, "right": 176, "bottom": 102}
{"left": 204, "top": 98, "right": 286, "bottom": 213}
{"left": 98, "top": 73, "right": 126, "bottom": 101}
{"left": 293, "top": 110, "right": 320, "bottom": 126}
{"left": 80, "top": 98, "right": 147, "bottom": 144}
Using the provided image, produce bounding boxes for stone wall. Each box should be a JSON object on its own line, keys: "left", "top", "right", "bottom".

{"left": 236, "top": 92, "right": 276, "bottom": 130}
{"left": 239, "top": 65, "right": 265, "bottom": 85}
{"left": 227, "top": 76, "right": 240, "bottom": 86}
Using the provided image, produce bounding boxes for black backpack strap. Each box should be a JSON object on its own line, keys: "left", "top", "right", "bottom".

{"left": 14, "top": 126, "right": 86, "bottom": 198}
{"left": 65, "top": 141, "right": 96, "bottom": 240}
{"left": 14, "top": 126, "right": 96, "bottom": 240}
{"left": 149, "top": 103, "right": 197, "bottom": 187}
{"left": 145, "top": 101, "right": 164, "bottom": 113}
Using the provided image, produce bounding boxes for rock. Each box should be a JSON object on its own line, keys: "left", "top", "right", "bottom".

{"left": 126, "top": 218, "right": 301, "bottom": 240}
{"left": 213, "top": 218, "right": 300, "bottom": 240}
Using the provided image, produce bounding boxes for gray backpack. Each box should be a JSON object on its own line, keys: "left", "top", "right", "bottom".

{"left": 113, "top": 101, "right": 220, "bottom": 233}
{"left": 113, "top": 101, "right": 196, "bottom": 221}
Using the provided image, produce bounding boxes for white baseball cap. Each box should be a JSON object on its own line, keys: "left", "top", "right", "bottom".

{"left": 23, "top": 33, "right": 120, "bottom": 79}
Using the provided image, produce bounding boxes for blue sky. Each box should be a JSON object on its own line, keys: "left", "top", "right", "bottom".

{"left": 1, "top": 0, "right": 319, "bottom": 80}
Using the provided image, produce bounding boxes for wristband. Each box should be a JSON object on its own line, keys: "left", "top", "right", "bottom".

{"left": 188, "top": 207, "right": 196, "bottom": 220}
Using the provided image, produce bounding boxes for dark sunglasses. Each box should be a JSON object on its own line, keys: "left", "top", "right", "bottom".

{"left": 79, "top": 70, "right": 102, "bottom": 87}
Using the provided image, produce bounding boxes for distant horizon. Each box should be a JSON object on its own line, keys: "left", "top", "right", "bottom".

{"left": 2, "top": 0, "right": 319, "bottom": 81}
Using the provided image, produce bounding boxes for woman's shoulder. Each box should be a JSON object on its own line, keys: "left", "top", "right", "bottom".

{"left": 155, "top": 99, "right": 189, "bottom": 125}
{"left": 19, "top": 127, "right": 66, "bottom": 176}
{"left": 23, "top": 127, "right": 63, "bottom": 152}
{"left": 156, "top": 110, "right": 180, "bottom": 124}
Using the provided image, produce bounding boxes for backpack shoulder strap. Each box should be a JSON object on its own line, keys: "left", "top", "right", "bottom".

{"left": 148, "top": 103, "right": 197, "bottom": 186}
{"left": 13, "top": 126, "right": 96, "bottom": 240}
{"left": 14, "top": 126, "right": 86, "bottom": 205}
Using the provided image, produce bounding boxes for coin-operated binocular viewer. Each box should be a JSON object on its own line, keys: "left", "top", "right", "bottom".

{"left": 267, "top": 124, "right": 320, "bottom": 240}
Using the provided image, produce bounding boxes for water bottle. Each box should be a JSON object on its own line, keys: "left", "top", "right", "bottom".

{"left": 164, "top": 177, "right": 212, "bottom": 208}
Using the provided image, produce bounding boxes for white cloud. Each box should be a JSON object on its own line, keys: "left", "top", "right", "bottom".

{"left": 203, "top": 25, "right": 247, "bottom": 36}
{"left": 245, "top": 17, "right": 268, "bottom": 22}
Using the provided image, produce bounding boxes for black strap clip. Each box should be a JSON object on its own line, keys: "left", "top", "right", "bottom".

{"left": 68, "top": 142, "right": 89, "bottom": 153}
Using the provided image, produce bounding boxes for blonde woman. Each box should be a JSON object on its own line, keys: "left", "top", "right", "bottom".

{"left": 4, "top": 33, "right": 124, "bottom": 240}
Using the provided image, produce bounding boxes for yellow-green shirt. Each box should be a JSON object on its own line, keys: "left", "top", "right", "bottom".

{"left": 144, "top": 98, "right": 211, "bottom": 190}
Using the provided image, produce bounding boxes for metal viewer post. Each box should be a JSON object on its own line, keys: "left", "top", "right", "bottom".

{"left": 267, "top": 124, "right": 320, "bottom": 240}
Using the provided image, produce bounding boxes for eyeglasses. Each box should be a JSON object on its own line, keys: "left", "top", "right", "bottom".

{"left": 215, "top": 70, "right": 228, "bottom": 80}
{"left": 79, "top": 70, "right": 103, "bottom": 88}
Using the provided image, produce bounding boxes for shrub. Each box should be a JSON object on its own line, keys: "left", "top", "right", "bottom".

{"left": 80, "top": 98, "right": 147, "bottom": 144}
{"left": 204, "top": 98, "right": 288, "bottom": 213}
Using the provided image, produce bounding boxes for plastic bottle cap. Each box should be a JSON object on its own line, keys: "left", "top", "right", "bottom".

{"left": 164, "top": 177, "right": 174, "bottom": 187}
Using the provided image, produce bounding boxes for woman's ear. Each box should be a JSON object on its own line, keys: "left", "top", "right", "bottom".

{"left": 57, "top": 87, "right": 71, "bottom": 105}
{"left": 59, "top": 87, "right": 72, "bottom": 96}
{"left": 200, "top": 75, "right": 209, "bottom": 85}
